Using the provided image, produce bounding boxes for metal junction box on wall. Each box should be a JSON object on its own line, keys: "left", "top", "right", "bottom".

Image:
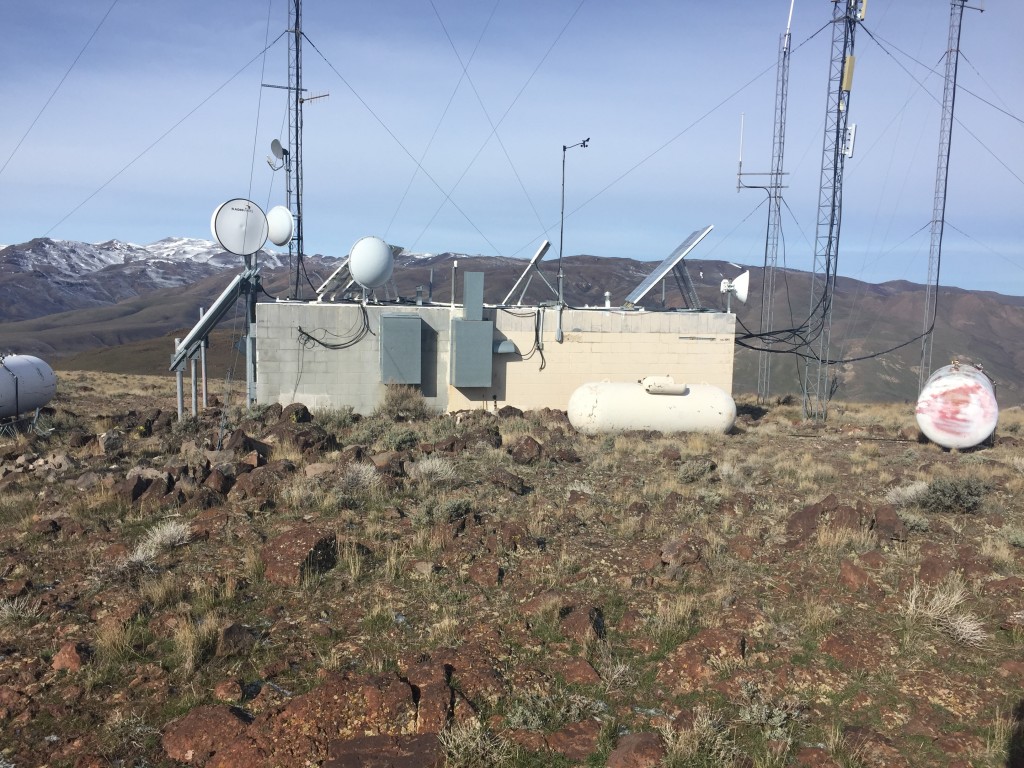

{"left": 380, "top": 314, "right": 422, "bottom": 385}
{"left": 450, "top": 318, "right": 493, "bottom": 387}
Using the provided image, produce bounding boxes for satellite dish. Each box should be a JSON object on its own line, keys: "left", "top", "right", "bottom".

{"left": 349, "top": 236, "right": 394, "bottom": 289}
{"left": 211, "top": 198, "right": 269, "bottom": 256}
{"left": 720, "top": 270, "right": 749, "bottom": 313}
{"left": 270, "top": 139, "right": 285, "bottom": 160}
{"left": 266, "top": 205, "right": 294, "bottom": 246}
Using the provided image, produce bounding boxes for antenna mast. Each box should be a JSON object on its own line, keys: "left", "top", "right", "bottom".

{"left": 802, "top": 0, "right": 863, "bottom": 420}
{"left": 288, "top": 0, "right": 305, "bottom": 300}
{"left": 918, "top": 0, "right": 978, "bottom": 392}
{"left": 738, "top": 0, "right": 795, "bottom": 404}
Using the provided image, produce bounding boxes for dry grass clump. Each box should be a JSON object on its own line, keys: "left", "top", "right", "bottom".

{"left": 884, "top": 480, "right": 929, "bottom": 508}
{"left": 173, "top": 612, "right": 220, "bottom": 675}
{"left": 813, "top": 522, "right": 876, "bottom": 555}
{"left": 900, "top": 573, "right": 989, "bottom": 647}
{"left": 0, "top": 595, "right": 42, "bottom": 627}
{"left": 123, "top": 519, "right": 190, "bottom": 567}
{"left": 406, "top": 455, "right": 459, "bottom": 486}
{"left": 660, "top": 705, "right": 738, "bottom": 767}
{"left": 139, "top": 572, "right": 184, "bottom": 609}
{"left": 439, "top": 718, "right": 516, "bottom": 767}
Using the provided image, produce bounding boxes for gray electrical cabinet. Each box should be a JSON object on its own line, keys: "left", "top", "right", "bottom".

{"left": 380, "top": 315, "right": 422, "bottom": 385}
{"left": 450, "top": 318, "right": 493, "bottom": 387}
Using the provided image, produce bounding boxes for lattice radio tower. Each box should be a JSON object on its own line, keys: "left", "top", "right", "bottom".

{"left": 918, "top": 0, "right": 980, "bottom": 392}
{"left": 738, "top": 1, "right": 795, "bottom": 404}
{"left": 802, "top": 0, "right": 864, "bottom": 420}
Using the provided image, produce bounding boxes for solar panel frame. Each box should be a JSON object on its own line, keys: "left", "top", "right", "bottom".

{"left": 623, "top": 225, "right": 713, "bottom": 307}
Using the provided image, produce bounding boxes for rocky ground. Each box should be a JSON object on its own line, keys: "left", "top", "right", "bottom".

{"left": 1, "top": 371, "right": 1023, "bottom": 767}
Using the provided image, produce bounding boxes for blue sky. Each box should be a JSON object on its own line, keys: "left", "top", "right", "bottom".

{"left": 2, "top": 1, "right": 1022, "bottom": 295}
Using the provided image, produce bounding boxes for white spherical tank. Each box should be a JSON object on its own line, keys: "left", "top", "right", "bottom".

{"left": 567, "top": 376, "right": 736, "bottom": 435}
{"left": 916, "top": 363, "right": 998, "bottom": 449}
{"left": 0, "top": 355, "right": 58, "bottom": 419}
{"left": 349, "top": 236, "right": 394, "bottom": 289}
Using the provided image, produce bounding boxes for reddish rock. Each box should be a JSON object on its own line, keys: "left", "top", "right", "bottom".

{"left": 52, "top": 641, "right": 88, "bottom": 672}
{"left": 830, "top": 505, "right": 862, "bottom": 531}
{"left": 228, "top": 460, "right": 296, "bottom": 504}
{"left": 546, "top": 719, "right": 602, "bottom": 761}
{"left": 324, "top": 733, "right": 444, "bottom": 768}
{"left": 161, "top": 705, "right": 252, "bottom": 765}
{"left": 203, "top": 469, "right": 233, "bottom": 495}
{"left": 216, "top": 623, "right": 257, "bottom": 658}
{"left": 917, "top": 555, "right": 951, "bottom": 585}
{"left": 606, "top": 732, "right": 665, "bottom": 768}
{"left": 213, "top": 679, "right": 244, "bottom": 703}
{"left": 560, "top": 605, "right": 605, "bottom": 643}
{"left": 115, "top": 474, "right": 149, "bottom": 503}
{"left": 552, "top": 657, "right": 601, "bottom": 686}
{"left": 793, "top": 746, "right": 841, "bottom": 766}
{"left": 839, "top": 558, "right": 876, "bottom": 593}
{"left": 984, "top": 576, "right": 1024, "bottom": 596}
{"left": 508, "top": 435, "right": 543, "bottom": 465}
{"left": 787, "top": 496, "right": 832, "bottom": 542}
{"left": 872, "top": 504, "right": 908, "bottom": 542}
{"left": 656, "top": 627, "right": 743, "bottom": 694}
{"left": 488, "top": 467, "right": 525, "bottom": 495}
{"left": 466, "top": 559, "right": 504, "bottom": 588}
{"left": 260, "top": 524, "right": 338, "bottom": 586}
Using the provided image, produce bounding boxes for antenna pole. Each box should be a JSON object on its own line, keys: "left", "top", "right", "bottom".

{"left": 918, "top": 0, "right": 975, "bottom": 393}
{"left": 289, "top": 0, "right": 305, "bottom": 300}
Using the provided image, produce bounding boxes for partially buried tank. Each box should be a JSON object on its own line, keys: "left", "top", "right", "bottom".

{"left": 915, "top": 361, "right": 997, "bottom": 449}
{"left": 567, "top": 375, "right": 736, "bottom": 435}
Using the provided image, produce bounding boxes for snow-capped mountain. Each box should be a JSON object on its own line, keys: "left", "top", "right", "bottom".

{"left": 0, "top": 236, "right": 288, "bottom": 323}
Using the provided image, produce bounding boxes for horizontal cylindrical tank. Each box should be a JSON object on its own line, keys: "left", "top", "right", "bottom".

{"left": 568, "top": 376, "right": 736, "bottom": 435}
{"left": 0, "top": 355, "right": 58, "bottom": 419}
{"left": 915, "top": 363, "right": 998, "bottom": 449}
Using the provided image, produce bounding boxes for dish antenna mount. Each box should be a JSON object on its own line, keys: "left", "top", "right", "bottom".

{"left": 720, "top": 270, "right": 750, "bottom": 314}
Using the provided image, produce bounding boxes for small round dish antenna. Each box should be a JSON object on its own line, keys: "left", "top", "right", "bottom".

{"left": 270, "top": 139, "right": 285, "bottom": 160}
{"left": 266, "top": 205, "right": 294, "bottom": 246}
{"left": 349, "top": 236, "right": 394, "bottom": 289}
{"left": 211, "top": 198, "right": 269, "bottom": 255}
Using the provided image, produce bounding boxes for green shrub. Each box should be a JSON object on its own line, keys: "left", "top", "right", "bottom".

{"left": 919, "top": 477, "right": 990, "bottom": 514}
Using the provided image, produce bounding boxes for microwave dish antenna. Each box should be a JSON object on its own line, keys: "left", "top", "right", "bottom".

{"left": 720, "top": 270, "right": 750, "bottom": 313}
{"left": 211, "top": 198, "right": 269, "bottom": 256}
{"left": 266, "top": 205, "right": 294, "bottom": 247}
{"left": 349, "top": 236, "right": 394, "bottom": 290}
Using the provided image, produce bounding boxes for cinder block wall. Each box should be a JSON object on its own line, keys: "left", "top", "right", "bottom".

{"left": 256, "top": 303, "right": 735, "bottom": 414}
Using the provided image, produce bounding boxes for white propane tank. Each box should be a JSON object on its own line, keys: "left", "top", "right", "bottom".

{"left": 0, "top": 355, "right": 58, "bottom": 419}
{"left": 916, "top": 362, "right": 998, "bottom": 449}
{"left": 567, "top": 376, "right": 736, "bottom": 435}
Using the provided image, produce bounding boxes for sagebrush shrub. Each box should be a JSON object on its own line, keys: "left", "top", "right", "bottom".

{"left": 919, "top": 477, "right": 990, "bottom": 514}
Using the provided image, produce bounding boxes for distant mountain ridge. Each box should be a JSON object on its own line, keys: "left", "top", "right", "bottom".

{"left": 1, "top": 236, "right": 1022, "bottom": 406}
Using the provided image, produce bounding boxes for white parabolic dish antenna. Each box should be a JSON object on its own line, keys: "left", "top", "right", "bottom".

{"left": 266, "top": 205, "right": 294, "bottom": 247}
{"left": 211, "top": 198, "right": 269, "bottom": 256}
{"left": 270, "top": 139, "right": 285, "bottom": 160}
{"left": 349, "top": 236, "right": 394, "bottom": 289}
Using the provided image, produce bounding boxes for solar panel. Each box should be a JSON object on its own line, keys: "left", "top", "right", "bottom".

{"left": 623, "top": 225, "right": 713, "bottom": 307}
